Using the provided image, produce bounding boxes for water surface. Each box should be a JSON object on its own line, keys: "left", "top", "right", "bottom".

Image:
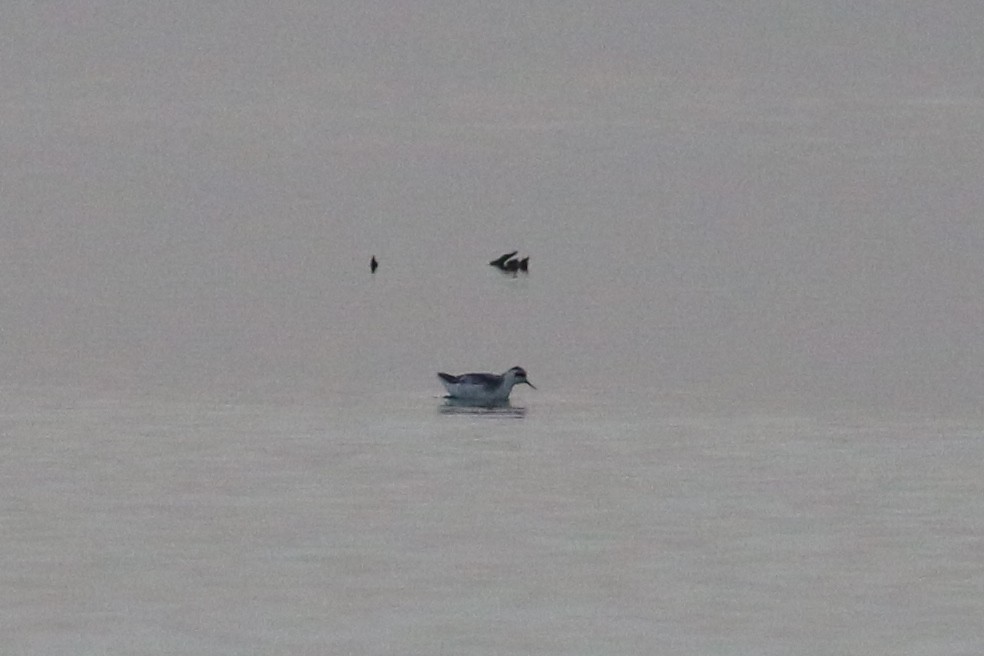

{"left": 3, "top": 384, "right": 982, "bottom": 654}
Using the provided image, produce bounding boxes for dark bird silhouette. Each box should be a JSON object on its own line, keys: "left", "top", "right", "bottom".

{"left": 489, "top": 250, "right": 518, "bottom": 269}
{"left": 370, "top": 255, "right": 378, "bottom": 273}
{"left": 502, "top": 258, "right": 521, "bottom": 273}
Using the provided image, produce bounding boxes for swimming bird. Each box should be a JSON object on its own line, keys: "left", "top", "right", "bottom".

{"left": 489, "top": 250, "right": 518, "bottom": 269}
{"left": 437, "top": 366, "right": 536, "bottom": 404}
{"left": 370, "top": 255, "right": 378, "bottom": 273}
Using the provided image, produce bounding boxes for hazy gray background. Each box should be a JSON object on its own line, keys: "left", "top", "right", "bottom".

{"left": 5, "top": 6, "right": 984, "bottom": 654}
{"left": 3, "top": 2, "right": 984, "bottom": 414}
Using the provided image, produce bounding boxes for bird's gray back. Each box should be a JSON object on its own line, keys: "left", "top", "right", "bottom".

{"left": 458, "top": 373, "right": 503, "bottom": 390}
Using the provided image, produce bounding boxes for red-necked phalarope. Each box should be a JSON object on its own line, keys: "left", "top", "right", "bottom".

{"left": 437, "top": 366, "right": 536, "bottom": 404}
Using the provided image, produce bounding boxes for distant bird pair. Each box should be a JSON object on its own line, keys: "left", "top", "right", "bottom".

{"left": 489, "top": 250, "right": 529, "bottom": 273}
{"left": 372, "top": 251, "right": 529, "bottom": 274}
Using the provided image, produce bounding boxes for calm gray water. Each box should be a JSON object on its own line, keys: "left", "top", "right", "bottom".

{"left": 3, "top": 383, "right": 983, "bottom": 655}
{"left": 4, "top": 3, "right": 984, "bottom": 653}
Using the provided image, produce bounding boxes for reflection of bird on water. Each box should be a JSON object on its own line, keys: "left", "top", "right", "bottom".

{"left": 370, "top": 255, "right": 378, "bottom": 273}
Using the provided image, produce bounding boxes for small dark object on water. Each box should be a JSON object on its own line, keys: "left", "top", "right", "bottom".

{"left": 370, "top": 255, "right": 378, "bottom": 273}
{"left": 489, "top": 250, "right": 529, "bottom": 274}
{"left": 489, "top": 250, "right": 518, "bottom": 269}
